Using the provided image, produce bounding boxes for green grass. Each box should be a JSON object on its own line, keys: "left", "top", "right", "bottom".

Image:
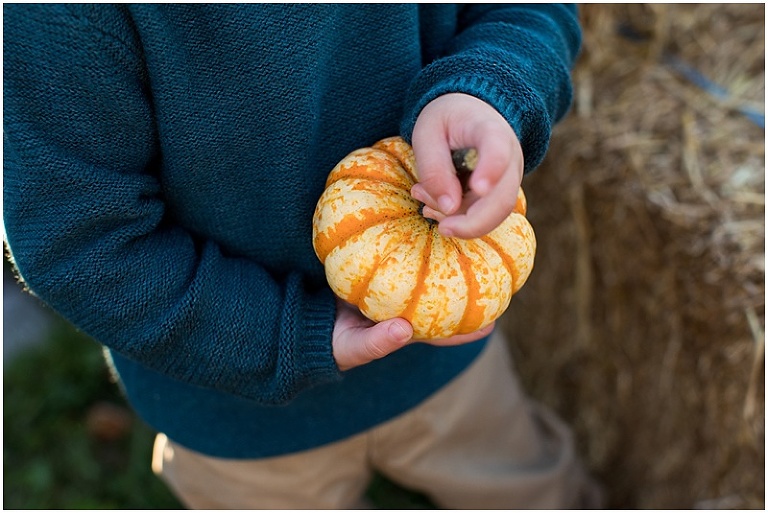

{"left": 4, "top": 315, "right": 435, "bottom": 509}
{"left": 3, "top": 318, "right": 183, "bottom": 509}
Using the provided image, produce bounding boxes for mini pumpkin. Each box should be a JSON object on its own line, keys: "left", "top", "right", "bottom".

{"left": 312, "top": 136, "right": 536, "bottom": 340}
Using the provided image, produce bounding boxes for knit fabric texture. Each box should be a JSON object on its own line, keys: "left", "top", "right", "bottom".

{"left": 3, "top": 4, "right": 581, "bottom": 458}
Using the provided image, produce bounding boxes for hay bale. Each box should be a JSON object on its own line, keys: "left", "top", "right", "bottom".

{"left": 502, "top": 4, "right": 764, "bottom": 508}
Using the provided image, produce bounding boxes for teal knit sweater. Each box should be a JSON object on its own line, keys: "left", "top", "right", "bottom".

{"left": 4, "top": 4, "right": 581, "bottom": 458}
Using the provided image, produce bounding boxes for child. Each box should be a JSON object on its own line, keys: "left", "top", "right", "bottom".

{"left": 4, "top": 4, "right": 600, "bottom": 508}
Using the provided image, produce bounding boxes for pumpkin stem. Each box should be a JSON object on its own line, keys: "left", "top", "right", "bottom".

{"left": 451, "top": 148, "right": 478, "bottom": 194}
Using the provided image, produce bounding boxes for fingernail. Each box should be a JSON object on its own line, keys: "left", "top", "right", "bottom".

{"left": 438, "top": 195, "right": 454, "bottom": 214}
{"left": 389, "top": 322, "right": 411, "bottom": 342}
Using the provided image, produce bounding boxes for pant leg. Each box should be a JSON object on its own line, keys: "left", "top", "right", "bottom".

{"left": 368, "top": 330, "right": 603, "bottom": 509}
{"left": 151, "top": 432, "right": 373, "bottom": 509}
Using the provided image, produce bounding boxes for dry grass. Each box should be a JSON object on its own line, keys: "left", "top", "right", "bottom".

{"left": 502, "top": 4, "right": 765, "bottom": 508}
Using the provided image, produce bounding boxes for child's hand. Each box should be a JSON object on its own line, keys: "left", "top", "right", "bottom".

{"left": 332, "top": 94, "right": 515, "bottom": 369}
{"left": 410, "top": 93, "right": 524, "bottom": 239}
{"left": 332, "top": 299, "right": 494, "bottom": 371}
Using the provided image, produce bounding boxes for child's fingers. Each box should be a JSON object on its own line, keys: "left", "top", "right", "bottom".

{"left": 469, "top": 127, "right": 521, "bottom": 196}
{"left": 420, "top": 204, "right": 446, "bottom": 223}
{"left": 333, "top": 301, "right": 414, "bottom": 371}
{"left": 334, "top": 318, "right": 413, "bottom": 371}
{"left": 436, "top": 127, "right": 523, "bottom": 239}
{"left": 411, "top": 118, "right": 463, "bottom": 217}
{"left": 437, "top": 162, "right": 522, "bottom": 239}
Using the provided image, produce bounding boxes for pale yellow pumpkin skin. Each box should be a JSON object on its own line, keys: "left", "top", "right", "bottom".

{"left": 312, "top": 136, "right": 536, "bottom": 340}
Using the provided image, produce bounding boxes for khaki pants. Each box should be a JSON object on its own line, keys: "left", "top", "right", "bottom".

{"left": 152, "top": 331, "right": 602, "bottom": 509}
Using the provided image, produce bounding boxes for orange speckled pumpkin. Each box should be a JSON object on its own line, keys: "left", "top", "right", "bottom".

{"left": 312, "top": 136, "right": 536, "bottom": 340}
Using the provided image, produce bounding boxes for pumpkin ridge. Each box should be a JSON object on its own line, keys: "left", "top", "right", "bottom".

{"left": 384, "top": 151, "right": 419, "bottom": 185}
{"left": 315, "top": 211, "right": 401, "bottom": 264}
{"left": 449, "top": 239, "right": 487, "bottom": 334}
{"left": 373, "top": 217, "right": 427, "bottom": 269}
{"left": 344, "top": 178, "right": 417, "bottom": 203}
{"left": 372, "top": 137, "right": 418, "bottom": 183}
{"left": 326, "top": 149, "right": 415, "bottom": 192}
{"left": 324, "top": 169, "right": 412, "bottom": 195}
{"left": 314, "top": 182, "right": 418, "bottom": 263}
{"left": 513, "top": 189, "right": 528, "bottom": 216}
{"left": 480, "top": 234, "right": 521, "bottom": 288}
{"left": 397, "top": 226, "right": 434, "bottom": 327}
{"left": 345, "top": 253, "right": 383, "bottom": 308}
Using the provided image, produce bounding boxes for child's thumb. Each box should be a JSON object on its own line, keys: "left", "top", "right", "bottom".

{"left": 360, "top": 319, "right": 413, "bottom": 362}
{"left": 336, "top": 319, "right": 413, "bottom": 371}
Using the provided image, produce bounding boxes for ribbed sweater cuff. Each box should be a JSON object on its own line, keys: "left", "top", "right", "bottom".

{"left": 295, "top": 286, "right": 343, "bottom": 387}
{"left": 400, "top": 55, "right": 553, "bottom": 174}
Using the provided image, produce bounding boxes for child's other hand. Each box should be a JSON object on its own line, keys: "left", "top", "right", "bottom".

{"left": 332, "top": 299, "right": 494, "bottom": 371}
{"left": 410, "top": 93, "right": 524, "bottom": 239}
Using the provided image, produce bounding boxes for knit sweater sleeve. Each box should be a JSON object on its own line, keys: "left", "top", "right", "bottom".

{"left": 2, "top": 4, "right": 341, "bottom": 404}
{"left": 400, "top": 4, "right": 581, "bottom": 173}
